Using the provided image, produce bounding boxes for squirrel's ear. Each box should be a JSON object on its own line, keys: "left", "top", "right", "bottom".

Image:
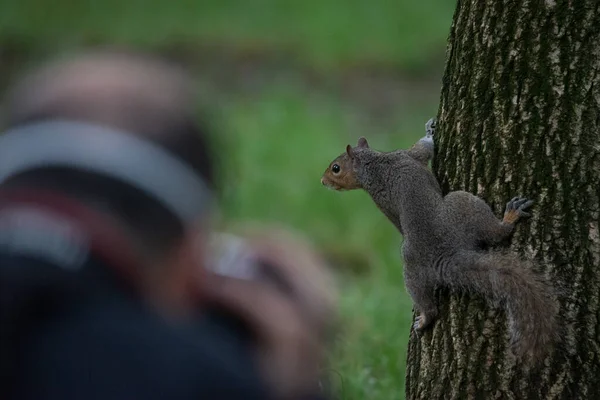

{"left": 357, "top": 137, "right": 369, "bottom": 148}
{"left": 346, "top": 144, "right": 354, "bottom": 158}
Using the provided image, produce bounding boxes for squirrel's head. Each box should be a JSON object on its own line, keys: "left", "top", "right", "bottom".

{"left": 321, "top": 137, "right": 370, "bottom": 191}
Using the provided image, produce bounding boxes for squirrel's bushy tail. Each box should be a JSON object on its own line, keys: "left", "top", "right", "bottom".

{"left": 448, "top": 249, "right": 560, "bottom": 362}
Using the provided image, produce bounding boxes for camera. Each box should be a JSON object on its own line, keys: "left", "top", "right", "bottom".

{"left": 206, "top": 232, "right": 294, "bottom": 296}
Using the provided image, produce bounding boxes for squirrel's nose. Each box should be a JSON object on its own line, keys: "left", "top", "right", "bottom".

{"left": 320, "top": 177, "right": 325, "bottom": 185}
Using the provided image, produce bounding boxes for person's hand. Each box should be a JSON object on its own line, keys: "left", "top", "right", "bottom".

{"left": 203, "top": 225, "right": 338, "bottom": 399}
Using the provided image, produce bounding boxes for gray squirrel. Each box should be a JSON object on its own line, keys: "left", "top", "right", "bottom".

{"left": 321, "top": 118, "right": 559, "bottom": 362}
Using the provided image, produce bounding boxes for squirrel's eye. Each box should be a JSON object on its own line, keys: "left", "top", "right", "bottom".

{"left": 331, "top": 164, "right": 341, "bottom": 174}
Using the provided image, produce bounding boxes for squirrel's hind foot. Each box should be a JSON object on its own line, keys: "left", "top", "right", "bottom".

{"left": 503, "top": 197, "right": 534, "bottom": 225}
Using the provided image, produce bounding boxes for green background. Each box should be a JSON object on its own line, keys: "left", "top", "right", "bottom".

{"left": 0, "top": 1, "right": 456, "bottom": 398}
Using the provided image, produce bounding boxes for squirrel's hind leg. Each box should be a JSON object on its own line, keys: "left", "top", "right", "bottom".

{"left": 478, "top": 196, "right": 534, "bottom": 245}
{"left": 444, "top": 193, "right": 534, "bottom": 246}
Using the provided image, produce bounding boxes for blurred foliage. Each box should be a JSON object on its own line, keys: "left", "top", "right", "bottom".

{"left": 0, "top": 0, "right": 454, "bottom": 73}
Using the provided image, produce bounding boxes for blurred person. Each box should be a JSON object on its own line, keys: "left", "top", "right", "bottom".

{"left": 0, "top": 50, "right": 337, "bottom": 400}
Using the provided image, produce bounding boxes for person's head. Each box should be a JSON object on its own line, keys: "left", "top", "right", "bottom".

{"left": 0, "top": 49, "right": 218, "bottom": 314}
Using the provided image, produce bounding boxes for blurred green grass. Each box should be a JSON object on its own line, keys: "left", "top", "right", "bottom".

{"left": 0, "top": 0, "right": 454, "bottom": 73}
{"left": 215, "top": 86, "right": 439, "bottom": 398}
{"left": 0, "top": 1, "right": 454, "bottom": 398}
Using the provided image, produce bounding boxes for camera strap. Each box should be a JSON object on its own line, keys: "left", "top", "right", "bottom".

{"left": 0, "top": 188, "right": 144, "bottom": 289}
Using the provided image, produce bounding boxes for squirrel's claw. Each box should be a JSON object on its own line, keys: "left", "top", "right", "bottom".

{"left": 507, "top": 197, "right": 532, "bottom": 210}
{"left": 425, "top": 117, "right": 437, "bottom": 138}
{"left": 416, "top": 117, "right": 437, "bottom": 147}
{"left": 504, "top": 197, "right": 534, "bottom": 224}
{"left": 413, "top": 317, "right": 425, "bottom": 333}
{"left": 506, "top": 197, "right": 534, "bottom": 213}
{"left": 413, "top": 310, "right": 437, "bottom": 333}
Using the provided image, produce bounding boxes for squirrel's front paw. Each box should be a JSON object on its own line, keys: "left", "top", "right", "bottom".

{"left": 503, "top": 197, "right": 534, "bottom": 225}
{"left": 413, "top": 310, "right": 437, "bottom": 333}
{"left": 425, "top": 117, "right": 437, "bottom": 138}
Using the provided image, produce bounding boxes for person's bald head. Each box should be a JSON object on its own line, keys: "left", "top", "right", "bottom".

{"left": 0, "top": 50, "right": 217, "bottom": 257}
{"left": 6, "top": 51, "right": 189, "bottom": 134}
{"left": 3, "top": 50, "right": 214, "bottom": 189}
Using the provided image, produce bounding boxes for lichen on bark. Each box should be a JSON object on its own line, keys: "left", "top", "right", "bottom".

{"left": 405, "top": 1, "right": 600, "bottom": 399}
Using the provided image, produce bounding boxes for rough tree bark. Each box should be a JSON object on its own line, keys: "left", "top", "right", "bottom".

{"left": 405, "top": 1, "right": 600, "bottom": 399}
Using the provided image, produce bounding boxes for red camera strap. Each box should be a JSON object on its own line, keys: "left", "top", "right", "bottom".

{"left": 0, "top": 188, "right": 144, "bottom": 291}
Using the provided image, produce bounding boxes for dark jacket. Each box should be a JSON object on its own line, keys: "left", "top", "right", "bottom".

{"left": 1, "top": 253, "right": 272, "bottom": 400}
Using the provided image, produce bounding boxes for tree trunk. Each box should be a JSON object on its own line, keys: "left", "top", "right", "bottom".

{"left": 405, "top": 1, "right": 600, "bottom": 399}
